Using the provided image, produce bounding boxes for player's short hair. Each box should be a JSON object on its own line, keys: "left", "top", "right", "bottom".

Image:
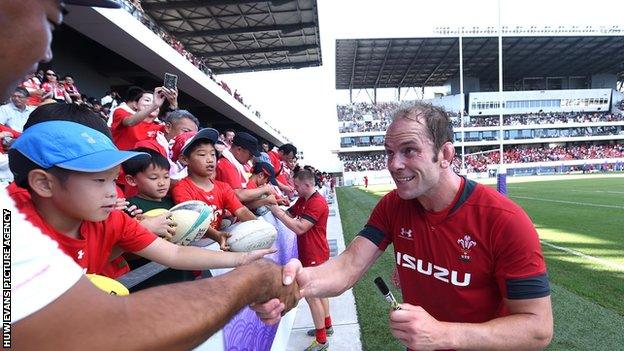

{"left": 294, "top": 169, "right": 315, "bottom": 183}
{"left": 122, "top": 147, "right": 170, "bottom": 176}
{"left": 392, "top": 102, "right": 454, "bottom": 162}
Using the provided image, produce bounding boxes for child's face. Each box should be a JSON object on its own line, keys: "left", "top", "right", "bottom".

{"left": 185, "top": 142, "right": 216, "bottom": 178}
{"left": 50, "top": 166, "right": 119, "bottom": 222}
{"left": 132, "top": 164, "right": 171, "bottom": 201}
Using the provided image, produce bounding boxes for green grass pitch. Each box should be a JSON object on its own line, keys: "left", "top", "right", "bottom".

{"left": 336, "top": 175, "right": 624, "bottom": 350}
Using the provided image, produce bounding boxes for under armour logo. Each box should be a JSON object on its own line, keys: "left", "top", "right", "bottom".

{"left": 77, "top": 250, "right": 85, "bottom": 260}
{"left": 81, "top": 132, "right": 96, "bottom": 144}
{"left": 400, "top": 228, "right": 413, "bottom": 238}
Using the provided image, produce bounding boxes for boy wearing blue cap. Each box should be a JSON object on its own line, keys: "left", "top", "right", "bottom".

{"left": 9, "top": 121, "right": 272, "bottom": 278}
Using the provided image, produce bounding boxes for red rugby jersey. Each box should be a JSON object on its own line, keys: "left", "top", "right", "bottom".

{"left": 171, "top": 177, "right": 244, "bottom": 229}
{"left": 360, "top": 178, "right": 549, "bottom": 324}
{"left": 111, "top": 106, "right": 165, "bottom": 151}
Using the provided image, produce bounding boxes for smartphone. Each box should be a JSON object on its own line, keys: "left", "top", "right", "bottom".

{"left": 164, "top": 73, "right": 178, "bottom": 90}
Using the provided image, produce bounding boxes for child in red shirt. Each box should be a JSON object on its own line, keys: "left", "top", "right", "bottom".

{"left": 171, "top": 129, "right": 260, "bottom": 249}
{"left": 9, "top": 121, "right": 272, "bottom": 278}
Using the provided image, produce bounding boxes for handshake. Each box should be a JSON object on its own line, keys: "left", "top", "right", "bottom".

{"left": 244, "top": 258, "right": 307, "bottom": 324}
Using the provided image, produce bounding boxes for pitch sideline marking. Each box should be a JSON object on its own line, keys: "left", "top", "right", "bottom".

{"left": 511, "top": 195, "right": 624, "bottom": 209}
{"left": 540, "top": 240, "right": 624, "bottom": 272}
{"left": 569, "top": 189, "right": 624, "bottom": 195}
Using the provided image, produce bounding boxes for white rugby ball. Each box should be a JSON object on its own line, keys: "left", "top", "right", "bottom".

{"left": 227, "top": 219, "right": 277, "bottom": 252}
{"left": 169, "top": 201, "right": 213, "bottom": 246}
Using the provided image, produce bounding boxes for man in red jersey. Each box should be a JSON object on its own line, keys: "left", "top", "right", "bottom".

{"left": 253, "top": 103, "right": 553, "bottom": 351}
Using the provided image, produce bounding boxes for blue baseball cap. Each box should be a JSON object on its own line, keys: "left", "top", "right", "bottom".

{"left": 11, "top": 121, "right": 145, "bottom": 172}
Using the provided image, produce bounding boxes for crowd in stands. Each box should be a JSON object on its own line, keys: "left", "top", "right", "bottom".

{"left": 341, "top": 143, "right": 624, "bottom": 173}
{"left": 339, "top": 153, "right": 387, "bottom": 172}
{"left": 452, "top": 112, "right": 624, "bottom": 128}
{"left": 120, "top": 0, "right": 260, "bottom": 116}
{"left": 337, "top": 100, "right": 624, "bottom": 134}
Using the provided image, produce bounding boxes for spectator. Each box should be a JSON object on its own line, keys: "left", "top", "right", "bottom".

{"left": 111, "top": 87, "right": 167, "bottom": 150}
{"left": 41, "top": 70, "right": 72, "bottom": 103}
{"left": 0, "top": 86, "right": 34, "bottom": 132}
{"left": 62, "top": 75, "right": 82, "bottom": 103}
{"left": 20, "top": 73, "right": 44, "bottom": 106}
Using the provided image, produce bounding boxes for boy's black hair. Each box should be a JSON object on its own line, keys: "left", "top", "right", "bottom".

{"left": 183, "top": 140, "right": 216, "bottom": 158}
{"left": 122, "top": 147, "right": 170, "bottom": 176}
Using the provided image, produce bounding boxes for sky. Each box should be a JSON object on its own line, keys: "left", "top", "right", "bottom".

{"left": 222, "top": 0, "right": 623, "bottom": 171}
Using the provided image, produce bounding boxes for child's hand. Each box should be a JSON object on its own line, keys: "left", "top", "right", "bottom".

{"left": 140, "top": 212, "right": 176, "bottom": 240}
{"left": 263, "top": 194, "right": 278, "bottom": 206}
{"left": 115, "top": 197, "right": 130, "bottom": 211}
{"left": 217, "top": 231, "right": 231, "bottom": 251}
{"left": 127, "top": 205, "right": 144, "bottom": 218}
{"left": 240, "top": 247, "right": 277, "bottom": 265}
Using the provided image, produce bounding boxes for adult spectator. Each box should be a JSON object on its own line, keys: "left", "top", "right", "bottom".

{"left": 111, "top": 87, "right": 171, "bottom": 150}
{"left": 41, "top": 70, "right": 72, "bottom": 103}
{"left": 20, "top": 73, "right": 44, "bottom": 106}
{"left": 153, "top": 109, "right": 200, "bottom": 178}
{"left": 1, "top": 2, "right": 299, "bottom": 350}
{"left": 268, "top": 143, "right": 298, "bottom": 195}
{"left": 62, "top": 74, "right": 82, "bottom": 103}
{"left": 224, "top": 128, "right": 235, "bottom": 149}
{"left": 0, "top": 87, "right": 34, "bottom": 132}
{"left": 254, "top": 103, "right": 553, "bottom": 351}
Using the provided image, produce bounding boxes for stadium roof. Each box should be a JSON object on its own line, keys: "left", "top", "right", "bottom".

{"left": 335, "top": 36, "right": 624, "bottom": 89}
{"left": 142, "top": 0, "right": 322, "bottom": 74}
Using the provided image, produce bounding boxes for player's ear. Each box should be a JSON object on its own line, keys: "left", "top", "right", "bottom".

{"left": 439, "top": 142, "right": 455, "bottom": 168}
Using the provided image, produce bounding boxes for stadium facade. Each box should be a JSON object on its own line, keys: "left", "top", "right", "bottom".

{"left": 334, "top": 26, "right": 624, "bottom": 185}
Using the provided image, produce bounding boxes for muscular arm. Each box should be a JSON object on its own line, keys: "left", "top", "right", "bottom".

{"left": 447, "top": 296, "right": 553, "bottom": 350}
{"left": 301, "top": 236, "right": 383, "bottom": 297}
{"left": 13, "top": 260, "right": 296, "bottom": 351}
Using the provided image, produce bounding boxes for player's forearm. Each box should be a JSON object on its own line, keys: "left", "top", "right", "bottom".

{"left": 234, "top": 207, "right": 256, "bottom": 221}
{"left": 446, "top": 312, "right": 553, "bottom": 350}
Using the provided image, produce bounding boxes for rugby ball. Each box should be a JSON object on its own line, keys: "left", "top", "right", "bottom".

{"left": 168, "top": 201, "right": 214, "bottom": 245}
{"left": 226, "top": 219, "right": 277, "bottom": 252}
{"left": 86, "top": 274, "right": 129, "bottom": 296}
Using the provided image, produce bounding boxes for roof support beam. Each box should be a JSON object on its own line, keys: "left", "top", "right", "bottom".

{"left": 143, "top": 0, "right": 290, "bottom": 11}
{"left": 201, "top": 44, "right": 317, "bottom": 58}
{"left": 172, "top": 22, "right": 315, "bottom": 39}
{"left": 398, "top": 40, "right": 425, "bottom": 87}
{"left": 422, "top": 41, "right": 457, "bottom": 86}
{"left": 348, "top": 41, "right": 358, "bottom": 89}
{"left": 373, "top": 41, "right": 392, "bottom": 88}
{"left": 212, "top": 61, "right": 312, "bottom": 74}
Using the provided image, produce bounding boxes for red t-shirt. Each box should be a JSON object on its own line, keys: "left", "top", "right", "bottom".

{"left": 360, "top": 178, "right": 549, "bottom": 326}
{"left": 216, "top": 157, "right": 246, "bottom": 190}
{"left": 14, "top": 197, "right": 157, "bottom": 278}
{"left": 267, "top": 150, "right": 283, "bottom": 176}
{"left": 111, "top": 106, "right": 165, "bottom": 151}
{"left": 246, "top": 178, "right": 258, "bottom": 189}
{"left": 288, "top": 191, "right": 329, "bottom": 266}
{"left": 171, "top": 177, "right": 244, "bottom": 229}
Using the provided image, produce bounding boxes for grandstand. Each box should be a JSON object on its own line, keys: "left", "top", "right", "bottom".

{"left": 334, "top": 26, "right": 624, "bottom": 185}
{"left": 58, "top": 0, "right": 321, "bottom": 143}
